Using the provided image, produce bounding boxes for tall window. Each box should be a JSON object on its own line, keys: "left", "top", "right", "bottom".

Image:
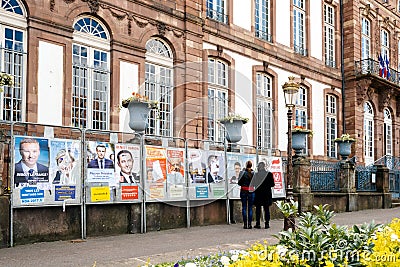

{"left": 381, "top": 29, "right": 389, "bottom": 60}
{"left": 324, "top": 4, "right": 335, "bottom": 67}
{"left": 0, "top": 0, "right": 26, "bottom": 122}
{"left": 208, "top": 58, "right": 228, "bottom": 142}
{"left": 256, "top": 73, "right": 273, "bottom": 149}
{"left": 206, "top": 0, "right": 227, "bottom": 24}
{"left": 295, "top": 86, "right": 308, "bottom": 153}
{"left": 293, "top": 0, "right": 307, "bottom": 56}
{"left": 72, "top": 17, "right": 110, "bottom": 130}
{"left": 255, "top": 0, "right": 271, "bottom": 42}
{"left": 145, "top": 38, "right": 173, "bottom": 137}
{"left": 361, "top": 18, "right": 370, "bottom": 60}
{"left": 398, "top": 41, "right": 400, "bottom": 70}
{"left": 364, "top": 102, "right": 374, "bottom": 165}
{"left": 326, "top": 94, "right": 337, "bottom": 158}
{"left": 383, "top": 108, "right": 392, "bottom": 156}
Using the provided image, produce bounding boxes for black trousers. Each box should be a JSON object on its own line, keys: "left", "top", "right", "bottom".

{"left": 255, "top": 204, "right": 270, "bottom": 224}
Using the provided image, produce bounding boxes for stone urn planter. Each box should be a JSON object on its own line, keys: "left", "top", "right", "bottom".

{"left": 219, "top": 114, "right": 249, "bottom": 143}
{"left": 291, "top": 127, "right": 312, "bottom": 156}
{"left": 334, "top": 134, "right": 356, "bottom": 160}
{"left": 127, "top": 100, "right": 151, "bottom": 132}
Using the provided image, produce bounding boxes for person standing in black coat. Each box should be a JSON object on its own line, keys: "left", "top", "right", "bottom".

{"left": 238, "top": 160, "right": 255, "bottom": 229}
{"left": 253, "top": 161, "right": 275, "bottom": 229}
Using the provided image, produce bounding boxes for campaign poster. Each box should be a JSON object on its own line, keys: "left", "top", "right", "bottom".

{"left": 166, "top": 148, "right": 185, "bottom": 185}
{"left": 49, "top": 139, "right": 81, "bottom": 187}
{"left": 14, "top": 136, "right": 50, "bottom": 188}
{"left": 121, "top": 185, "right": 139, "bottom": 200}
{"left": 114, "top": 143, "right": 141, "bottom": 185}
{"left": 259, "top": 156, "right": 285, "bottom": 198}
{"left": 145, "top": 146, "right": 167, "bottom": 184}
{"left": 205, "top": 151, "right": 226, "bottom": 184}
{"left": 226, "top": 153, "right": 257, "bottom": 184}
{"left": 91, "top": 186, "right": 110, "bottom": 202}
{"left": 187, "top": 149, "right": 207, "bottom": 184}
{"left": 86, "top": 141, "right": 115, "bottom": 183}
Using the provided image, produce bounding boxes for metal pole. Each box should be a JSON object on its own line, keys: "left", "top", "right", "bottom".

{"left": 286, "top": 108, "right": 294, "bottom": 200}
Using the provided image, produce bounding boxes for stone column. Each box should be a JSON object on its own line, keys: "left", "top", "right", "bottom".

{"left": 293, "top": 156, "right": 313, "bottom": 212}
{"left": 339, "top": 160, "right": 357, "bottom": 211}
{"left": 375, "top": 164, "right": 392, "bottom": 209}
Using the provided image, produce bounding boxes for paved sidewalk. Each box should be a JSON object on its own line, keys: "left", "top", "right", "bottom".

{"left": 0, "top": 207, "right": 399, "bottom": 267}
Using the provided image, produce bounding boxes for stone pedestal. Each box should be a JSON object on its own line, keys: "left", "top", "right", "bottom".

{"left": 375, "top": 164, "right": 392, "bottom": 209}
{"left": 339, "top": 161, "right": 356, "bottom": 193}
{"left": 293, "top": 156, "right": 313, "bottom": 212}
{"left": 347, "top": 193, "right": 358, "bottom": 212}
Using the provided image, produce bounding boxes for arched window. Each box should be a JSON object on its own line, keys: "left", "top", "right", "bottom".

{"left": 72, "top": 16, "right": 110, "bottom": 130}
{"left": 145, "top": 38, "right": 173, "bottom": 137}
{"left": 0, "top": 0, "right": 26, "bottom": 121}
{"left": 326, "top": 94, "right": 337, "bottom": 158}
{"left": 208, "top": 57, "right": 228, "bottom": 142}
{"left": 383, "top": 108, "right": 392, "bottom": 156}
{"left": 256, "top": 72, "right": 273, "bottom": 149}
{"left": 364, "top": 102, "right": 374, "bottom": 165}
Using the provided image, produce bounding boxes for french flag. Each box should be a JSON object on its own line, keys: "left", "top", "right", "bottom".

{"left": 378, "top": 53, "right": 385, "bottom": 77}
{"left": 384, "top": 54, "right": 391, "bottom": 80}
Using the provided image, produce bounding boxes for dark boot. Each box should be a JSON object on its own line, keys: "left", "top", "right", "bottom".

{"left": 248, "top": 223, "right": 252, "bottom": 229}
{"left": 265, "top": 221, "right": 270, "bottom": 229}
{"left": 243, "top": 220, "right": 248, "bottom": 229}
{"left": 254, "top": 221, "right": 261, "bottom": 229}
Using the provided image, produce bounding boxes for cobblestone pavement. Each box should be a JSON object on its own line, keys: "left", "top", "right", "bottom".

{"left": 0, "top": 207, "right": 399, "bottom": 267}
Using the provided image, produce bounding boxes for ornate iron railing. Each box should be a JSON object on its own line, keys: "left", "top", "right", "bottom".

{"left": 310, "top": 160, "right": 340, "bottom": 191}
{"left": 375, "top": 155, "right": 400, "bottom": 197}
{"left": 355, "top": 164, "right": 377, "bottom": 191}
{"left": 354, "top": 58, "right": 399, "bottom": 84}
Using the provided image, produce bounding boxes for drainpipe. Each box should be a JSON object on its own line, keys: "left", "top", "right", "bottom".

{"left": 340, "top": 0, "right": 346, "bottom": 133}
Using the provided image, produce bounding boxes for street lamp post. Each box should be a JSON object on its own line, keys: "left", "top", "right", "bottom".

{"left": 282, "top": 76, "right": 300, "bottom": 230}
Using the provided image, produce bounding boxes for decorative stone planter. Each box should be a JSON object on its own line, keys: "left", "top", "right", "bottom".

{"left": 127, "top": 100, "right": 151, "bottom": 132}
{"left": 336, "top": 140, "right": 355, "bottom": 160}
{"left": 220, "top": 119, "right": 245, "bottom": 143}
{"left": 292, "top": 131, "right": 310, "bottom": 156}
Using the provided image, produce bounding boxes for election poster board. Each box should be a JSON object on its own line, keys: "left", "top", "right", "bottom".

{"left": 187, "top": 149, "right": 226, "bottom": 200}
{"left": 144, "top": 146, "right": 167, "bottom": 201}
{"left": 258, "top": 156, "right": 285, "bottom": 199}
{"left": 226, "top": 153, "right": 257, "bottom": 199}
{"left": 12, "top": 136, "right": 82, "bottom": 207}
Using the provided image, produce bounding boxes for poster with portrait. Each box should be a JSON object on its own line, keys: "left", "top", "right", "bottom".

{"left": 13, "top": 136, "right": 50, "bottom": 188}
{"left": 86, "top": 141, "right": 115, "bottom": 183}
{"left": 166, "top": 148, "right": 185, "bottom": 198}
{"left": 205, "top": 151, "right": 226, "bottom": 184}
{"left": 49, "top": 139, "right": 81, "bottom": 202}
{"left": 226, "top": 153, "right": 257, "bottom": 198}
{"left": 114, "top": 143, "right": 141, "bottom": 185}
{"left": 258, "top": 156, "right": 285, "bottom": 199}
{"left": 144, "top": 146, "right": 167, "bottom": 200}
{"left": 187, "top": 148, "right": 207, "bottom": 184}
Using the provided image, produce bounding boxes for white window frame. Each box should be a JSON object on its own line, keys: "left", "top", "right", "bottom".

{"left": 381, "top": 29, "right": 389, "bottom": 59}
{"left": 383, "top": 108, "right": 392, "bottom": 156}
{"left": 72, "top": 17, "right": 110, "bottom": 130}
{"left": 145, "top": 38, "right": 174, "bottom": 137}
{"left": 256, "top": 73, "right": 273, "bottom": 149}
{"left": 0, "top": 1, "right": 27, "bottom": 122}
{"left": 208, "top": 58, "right": 228, "bottom": 142}
{"left": 364, "top": 102, "right": 374, "bottom": 165}
{"left": 206, "top": 0, "right": 227, "bottom": 24}
{"left": 293, "top": 0, "right": 306, "bottom": 56}
{"left": 255, "top": 0, "right": 271, "bottom": 42}
{"left": 361, "top": 18, "right": 370, "bottom": 60}
{"left": 326, "top": 94, "right": 337, "bottom": 158}
{"left": 324, "top": 4, "right": 335, "bottom": 67}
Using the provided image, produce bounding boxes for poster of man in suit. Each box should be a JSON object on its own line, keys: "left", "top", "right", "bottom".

{"left": 86, "top": 141, "right": 115, "bottom": 183}
{"left": 14, "top": 137, "right": 49, "bottom": 187}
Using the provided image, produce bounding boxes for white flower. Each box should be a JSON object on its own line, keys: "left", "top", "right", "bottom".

{"left": 231, "top": 254, "right": 239, "bottom": 262}
{"left": 390, "top": 233, "right": 399, "bottom": 242}
{"left": 220, "top": 255, "right": 230, "bottom": 266}
{"left": 276, "top": 245, "right": 288, "bottom": 256}
{"left": 185, "top": 263, "right": 196, "bottom": 267}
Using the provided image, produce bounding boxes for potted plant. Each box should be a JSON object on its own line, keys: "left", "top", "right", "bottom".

{"left": 120, "top": 92, "right": 158, "bottom": 132}
{"left": 0, "top": 73, "right": 13, "bottom": 88}
{"left": 291, "top": 125, "right": 312, "bottom": 156}
{"left": 218, "top": 113, "right": 249, "bottom": 143}
{"left": 334, "top": 133, "right": 356, "bottom": 160}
